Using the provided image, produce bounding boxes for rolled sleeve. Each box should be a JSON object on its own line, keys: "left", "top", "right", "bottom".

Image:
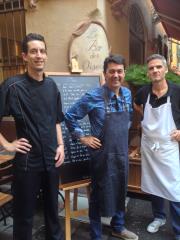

{"left": 65, "top": 93, "right": 92, "bottom": 139}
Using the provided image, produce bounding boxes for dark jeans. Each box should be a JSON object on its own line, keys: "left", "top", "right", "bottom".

{"left": 13, "top": 169, "right": 63, "bottom": 240}
{"left": 89, "top": 179, "right": 125, "bottom": 240}
{"left": 151, "top": 195, "right": 180, "bottom": 238}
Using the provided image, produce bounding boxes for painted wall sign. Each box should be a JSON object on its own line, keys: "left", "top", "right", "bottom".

{"left": 69, "top": 21, "right": 110, "bottom": 73}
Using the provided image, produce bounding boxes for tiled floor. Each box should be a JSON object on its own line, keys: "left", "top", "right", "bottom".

{"left": 0, "top": 194, "right": 174, "bottom": 240}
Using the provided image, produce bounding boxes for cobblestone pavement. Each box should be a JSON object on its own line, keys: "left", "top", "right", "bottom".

{"left": 0, "top": 197, "right": 174, "bottom": 240}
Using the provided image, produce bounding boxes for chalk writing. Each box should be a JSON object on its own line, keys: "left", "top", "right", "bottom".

{"left": 49, "top": 74, "right": 100, "bottom": 183}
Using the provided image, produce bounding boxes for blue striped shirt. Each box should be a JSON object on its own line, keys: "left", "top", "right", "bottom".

{"left": 65, "top": 84, "right": 133, "bottom": 139}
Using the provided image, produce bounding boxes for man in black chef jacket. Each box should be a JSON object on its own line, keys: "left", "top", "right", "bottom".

{"left": 0, "top": 33, "right": 64, "bottom": 240}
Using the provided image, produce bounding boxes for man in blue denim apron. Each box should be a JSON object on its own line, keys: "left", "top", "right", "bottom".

{"left": 65, "top": 55, "right": 138, "bottom": 240}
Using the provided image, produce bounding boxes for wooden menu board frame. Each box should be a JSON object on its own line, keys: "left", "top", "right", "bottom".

{"left": 46, "top": 72, "right": 102, "bottom": 184}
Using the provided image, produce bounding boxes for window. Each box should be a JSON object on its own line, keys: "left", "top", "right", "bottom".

{"left": 129, "top": 5, "right": 145, "bottom": 65}
{"left": 0, "top": 0, "right": 25, "bottom": 82}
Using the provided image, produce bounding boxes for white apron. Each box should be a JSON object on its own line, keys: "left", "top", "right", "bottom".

{"left": 141, "top": 95, "right": 180, "bottom": 201}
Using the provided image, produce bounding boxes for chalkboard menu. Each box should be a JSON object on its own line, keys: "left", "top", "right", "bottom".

{"left": 47, "top": 73, "right": 100, "bottom": 184}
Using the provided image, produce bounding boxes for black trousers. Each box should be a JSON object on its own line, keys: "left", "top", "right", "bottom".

{"left": 13, "top": 168, "right": 63, "bottom": 240}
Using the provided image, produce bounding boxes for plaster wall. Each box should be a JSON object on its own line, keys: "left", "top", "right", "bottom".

{"left": 104, "top": 1, "right": 129, "bottom": 64}
{"left": 25, "top": 0, "right": 162, "bottom": 72}
{"left": 154, "top": 22, "right": 166, "bottom": 39}
{"left": 25, "top": 0, "right": 132, "bottom": 71}
{"left": 25, "top": 0, "right": 98, "bottom": 72}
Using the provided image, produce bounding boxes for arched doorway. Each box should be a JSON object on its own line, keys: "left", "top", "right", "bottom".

{"left": 129, "top": 5, "right": 145, "bottom": 64}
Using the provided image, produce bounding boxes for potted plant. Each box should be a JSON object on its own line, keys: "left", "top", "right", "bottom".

{"left": 125, "top": 64, "right": 180, "bottom": 86}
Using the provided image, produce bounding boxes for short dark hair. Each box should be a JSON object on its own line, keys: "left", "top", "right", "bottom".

{"left": 146, "top": 54, "right": 167, "bottom": 67}
{"left": 22, "top": 33, "right": 47, "bottom": 53}
{"left": 103, "top": 54, "right": 126, "bottom": 73}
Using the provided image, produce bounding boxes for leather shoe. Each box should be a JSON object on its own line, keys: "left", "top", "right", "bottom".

{"left": 112, "top": 228, "right": 138, "bottom": 240}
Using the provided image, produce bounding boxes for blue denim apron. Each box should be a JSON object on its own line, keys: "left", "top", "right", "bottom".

{"left": 89, "top": 93, "right": 129, "bottom": 217}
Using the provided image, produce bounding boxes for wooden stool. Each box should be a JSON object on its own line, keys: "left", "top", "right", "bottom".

{"left": 0, "top": 192, "right": 12, "bottom": 208}
{"left": 0, "top": 192, "right": 13, "bottom": 225}
{"left": 59, "top": 179, "right": 91, "bottom": 240}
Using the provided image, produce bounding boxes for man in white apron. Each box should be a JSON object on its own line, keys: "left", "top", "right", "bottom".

{"left": 134, "top": 54, "right": 180, "bottom": 240}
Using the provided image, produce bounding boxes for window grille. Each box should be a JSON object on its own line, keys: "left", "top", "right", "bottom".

{"left": 0, "top": 0, "right": 25, "bottom": 82}
{"left": 0, "top": 0, "right": 24, "bottom": 12}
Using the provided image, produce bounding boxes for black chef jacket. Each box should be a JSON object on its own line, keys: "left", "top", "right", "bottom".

{"left": 0, "top": 72, "right": 64, "bottom": 171}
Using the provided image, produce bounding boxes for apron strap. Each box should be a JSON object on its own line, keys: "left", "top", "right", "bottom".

{"left": 147, "top": 94, "right": 150, "bottom": 103}
{"left": 103, "top": 88, "right": 110, "bottom": 113}
{"left": 167, "top": 96, "right": 170, "bottom": 103}
{"left": 103, "top": 87, "right": 128, "bottom": 113}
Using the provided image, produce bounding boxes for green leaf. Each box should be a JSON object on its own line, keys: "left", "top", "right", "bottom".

{"left": 125, "top": 64, "right": 180, "bottom": 85}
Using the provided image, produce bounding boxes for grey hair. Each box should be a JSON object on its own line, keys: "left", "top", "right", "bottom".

{"left": 146, "top": 54, "right": 167, "bottom": 67}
